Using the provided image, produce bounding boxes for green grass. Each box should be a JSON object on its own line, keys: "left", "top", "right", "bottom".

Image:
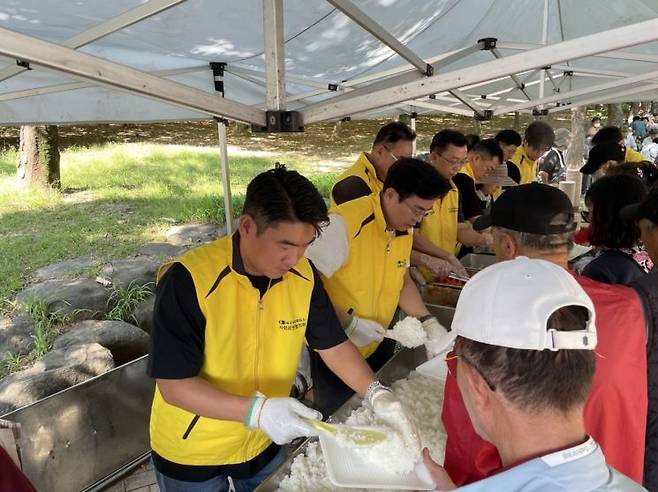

{"left": 106, "top": 282, "right": 154, "bottom": 324}
{"left": 0, "top": 143, "right": 337, "bottom": 302}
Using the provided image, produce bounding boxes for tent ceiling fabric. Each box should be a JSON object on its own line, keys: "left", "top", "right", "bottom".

{"left": 1, "top": 0, "right": 658, "bottom": 125}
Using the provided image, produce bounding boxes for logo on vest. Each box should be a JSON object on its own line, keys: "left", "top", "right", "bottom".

{"left": 278, "top": 318, "right": 307, "bottom": 331}
{"left": 396, "top": 259, "right": 410, "bottom": 268}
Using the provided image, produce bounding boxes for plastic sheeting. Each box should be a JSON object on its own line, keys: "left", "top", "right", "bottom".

{"left": 1, "top": 0, "right": 658, "bottom": 125}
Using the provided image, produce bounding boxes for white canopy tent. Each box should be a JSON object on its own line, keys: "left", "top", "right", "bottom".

{"left": 2, "top": 0, "right": 658, "bottom": 230}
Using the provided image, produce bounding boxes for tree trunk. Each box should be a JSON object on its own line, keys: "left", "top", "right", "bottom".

{"left": 630, "top": 102, "right": 640, "bottom": 118}
{"left": 567, "top": 106, "right": 586, "bottom": 170}
{"left": 16, "top": 125, "right": 60, "bottom": 190}
{"left": 606, "top": 103, "right": 625, "bottom": 127}
{"left": 566, "top": 106, "right": 586, "bottom": 205}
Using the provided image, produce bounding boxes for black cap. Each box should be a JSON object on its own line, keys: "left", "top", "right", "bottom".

{"left": 620, "top": 187, "right": 658, "bottom": 224}
{"left": 580, "top": 142, "right": 625, "bottom": 175}
{"left": 473, "top": 183, "right": 576, "bottom": 234}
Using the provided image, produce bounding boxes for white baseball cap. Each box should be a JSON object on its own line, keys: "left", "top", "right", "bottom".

{"left": 445, "top": 257, "right": 597, "bottom": 351}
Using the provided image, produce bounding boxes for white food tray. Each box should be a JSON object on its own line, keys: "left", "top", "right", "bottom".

{"left": 415, "top": 356, "right": 449, "bottom": 381}
{"left": 318, "top": 434, "right": 435, "bottom": 490}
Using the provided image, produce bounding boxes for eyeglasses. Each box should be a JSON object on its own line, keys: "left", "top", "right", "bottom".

{"left": 383, "top": 146, "right": 402, "bottom": 162}
{"left": 445, "top": 352, "right": 497, "bottom": 391}
{"left": 437, "top": 153, "right": 469, "bottom": 167}
{"left": 402, "top": 199, "right": 432, "bottom": 220}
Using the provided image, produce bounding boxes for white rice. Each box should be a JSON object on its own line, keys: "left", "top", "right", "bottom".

{"left": 389, "top": 317, "right": 427, "bottom": 348}
{"left": 277, "top": 372, "right": 446, "bottom": 491}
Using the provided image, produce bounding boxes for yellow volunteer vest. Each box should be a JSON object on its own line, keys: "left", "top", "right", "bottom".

{"left": 323, "top": 193, "right": 412, "bottom": 358}
{"left": 330, "top": 152, "right": 384, "bottom": 207}
{"left": 509, "top": 145, "right": 538, "bottom": 184}
{"left": 150, "top": 234, "right": 314, "bottom": 466}
{"left": 418, "top": 180, "right": 460, "bottom": 279}
{"left": 625, "top": 148, "right": 644, "bottom": 162}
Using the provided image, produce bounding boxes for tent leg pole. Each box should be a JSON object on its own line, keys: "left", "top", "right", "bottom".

{"left": 410, "top": 111, "right": 417, "bottom": 155}
{"left": 217, "top": 118, "right": 234, "bottom": 235}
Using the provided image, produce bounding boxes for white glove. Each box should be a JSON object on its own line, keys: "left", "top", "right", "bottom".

{"left": 345, "top": 315, "right": 385, "bottom": 347}
{"left": 422, "top": 317, "right": 452, "bottom": 358}
{"left": 420, "top": 253, "right": 452, "bottom": 278}
{"left": 446, "top": 255, "right": 469, "bottom": 279}
{"left": 245, "top": 396, "right": 322, "bottom": 444}
{"left": 366, "top": 382, "right": 421, "bottom": 453}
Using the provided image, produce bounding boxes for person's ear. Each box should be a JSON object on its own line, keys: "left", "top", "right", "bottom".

{"left": 239, "top": 214, "right": 255, "bottom": 237}
{"left": 460, "top": 360, "right": 493, "bottom": 412}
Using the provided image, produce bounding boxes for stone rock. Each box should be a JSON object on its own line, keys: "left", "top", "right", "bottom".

{"left": 32, "top": 256, "right": 97, "bottom": 281}
{"left": 0, "top": 343, "right": 114, "bottom": 415}
{"left": 138, "top": 242, "right": 186, "bottom": 260}
{"left": 53, "top": 320, "right": 149, "bottom": 366}
{"left": 165, "top": 223, "right": 222, "bottom": 246}
{"left": 100, "top": 258, "right": 159, "bottom": 291}
{"left": 16, "top": 279, "right": 111, "bottom": 320}
{"left": 0, "top": 315, "right": 35, "bottom": 362}
{"left": 132, "top": 296, "right": 155, "bottom": 334}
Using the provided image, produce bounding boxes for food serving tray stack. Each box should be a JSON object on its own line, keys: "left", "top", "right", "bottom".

{"left": 255, "top": 346, "right": 428, "bottom": 492}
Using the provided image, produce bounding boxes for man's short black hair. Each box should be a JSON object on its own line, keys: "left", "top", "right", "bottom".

{"left": 383, "top": 157, "right": 450, "bottom": 201}
{"left": 495, "top": 129, "right": 522, "bottom": 147}
{"left": 243, "top": 164, "right": 328, "bottom": 235}
{"left": 430, "top": 129, "right": 468, "bottom": 153}
{"left": 591, "top": 126, "right": 623, "bottom": 145}
{"left": 465, "top": 134, "right": 481, "bottom": 151}
{"left": 524, "top": 121, "right": 555, "bottom": 149}
{"left": 372, "top": 121, "right": 416, "bottom": 146}
{"left": 472, "top": 138, "right": 504, "bottom": 163}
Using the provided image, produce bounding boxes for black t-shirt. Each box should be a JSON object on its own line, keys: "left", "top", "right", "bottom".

{"left": 331, "top": 175, "right": 373, "bottom": 205}
{"left": 148, "top": 250, "right": 347, "bottom": 481}
{"left": 452, "top": 173, "right": 486, "bottom": 221}
{"left": 506, "top": 160, "right": 521, "bottom": 184}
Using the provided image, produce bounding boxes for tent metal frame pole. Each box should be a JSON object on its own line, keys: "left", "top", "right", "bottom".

{"left": 409, "top": 110, "right": 417, "bottom": 155}
{"left": 0, "top": 26, "right": 266, "bottom": 125}
{"left": 227, "top": 65, "right": 334, "bottom": 91}
{"left": 0, "top": 0, "right": 186, "bottom": 83}
{"left": 301, "top": 18, "right": 658, "bottom": 124}
{"left": 307, "top": 43, "right": 482, "bottom": 111}
{"left": 343, "top": 44, "right": 481, "bottom": 88}
{"left": 0, "top": 65, "right": 208, "bottom": 102}
{"left": 492, "top": 68, "right": 658, "bottom": 115}
{"left": 216, "top": 119, "right": 234, "bottom": 236}
{"left": 490, "top": 48, "right": 532, "bottom": 101}
{"left": 262, "top": 0, "right": 287, "bottom": 110}
{"left": 497, "top": 41, "right": 658, "bottom": 64}
{"left": 546, "top": 82, "right": 658, "bottom": 114}
{"left": 448, "top": 89, "right": 486, "bottom": 117}
{"left": 325, "top": 0, "right": 431, "bottom": 75}
{"left": 406, "top": 99, "right": 474, "bottom": 117}
{"left": 537, "top": 0, "right": 549, "bottom": 108}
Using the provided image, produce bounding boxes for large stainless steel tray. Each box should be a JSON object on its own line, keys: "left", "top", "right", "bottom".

{"left": 255, "top": 346, "right": 429, "bottom": 492}
{"left": 459, "top": 253, "right": 496, "bottom": 270}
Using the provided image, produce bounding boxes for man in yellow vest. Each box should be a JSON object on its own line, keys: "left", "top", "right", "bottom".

{"left": 148, "top": 166, "right": 418, "bottom": 491}
{"left": 508, "top": 121, "right": 555, "bottom": 184}
{"left": 412, "top": 130, "right": 494, "bottom": 280}
{"left": 591, "top": 126, "right": 645, "bottom": 162}
{"left": 306, "top": 158, "right": 452, "bottom": 413}
{"left": 331, "top": 121, "right": 415, "bottom": 206}
{"left": 452, "top": 139, "right": 503, "bottom": 222}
